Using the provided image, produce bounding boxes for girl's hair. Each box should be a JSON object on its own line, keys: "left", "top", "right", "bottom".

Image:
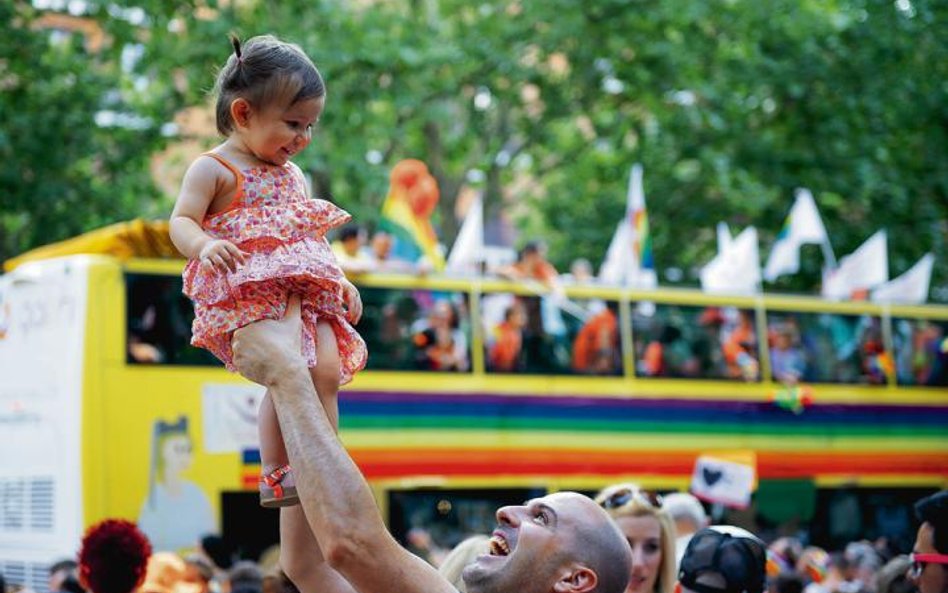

{"left": 594, "top": 483, "right": 678, "bottom": 593}
{"left": 214, "top": 34, "right": 325, "bottom": 136}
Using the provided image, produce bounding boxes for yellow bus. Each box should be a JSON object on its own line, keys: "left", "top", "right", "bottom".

{"left": 1, "top": 233, "right": 946, "bottom": 586}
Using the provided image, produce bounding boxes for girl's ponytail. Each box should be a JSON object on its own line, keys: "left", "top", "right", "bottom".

{"left": 230, "top": 33, "right": 242, "bottom": 66}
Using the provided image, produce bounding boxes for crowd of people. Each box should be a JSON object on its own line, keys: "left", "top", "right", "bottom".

{"left": 7, "top": 489, "right": 945, "bottom": 593}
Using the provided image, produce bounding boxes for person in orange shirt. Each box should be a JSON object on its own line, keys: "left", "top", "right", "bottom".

{"left": 572, "top": 302, "right": 620, "bottom": 375}
{"left": 489, "top": 302, "right": 527, "bottom": 372}
{"left": 723, "top": 310, "right": 759, "bottom": 381}
{"left": 497, "top": 240, "right": 560, "bottom": 290}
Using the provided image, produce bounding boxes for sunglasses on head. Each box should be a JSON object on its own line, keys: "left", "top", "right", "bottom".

{"left": 600, "top": 487, "right": 663, "bottom": 510}
{"left": 910, "top": 553, "right": 948, "bottom": 578}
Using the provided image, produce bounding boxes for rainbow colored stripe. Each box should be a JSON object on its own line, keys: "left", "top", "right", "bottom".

{"left": 632, "top": 209, "right": 654, "bottom": 270}
{"left": 328, "top": 389, "right": 948, "bottom": 484}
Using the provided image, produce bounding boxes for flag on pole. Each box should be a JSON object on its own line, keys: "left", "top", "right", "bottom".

{"left": 871, "top": 253, "right": 934, "bottom": 304}
{"left": 764, "top": 189, "right": 833, "bottom": 282}
{"left": 700, "top": 226, "right": 761, "bottom": 295}
{"left": 821, "top": 230, "right": 888, "bottom": 300}
{"left": 445, "top": 192, "right": 484, "bottom": 275}
{"left": 717, "top": 222, "right": 732, "bottom": 253}
{"left": 598, "top": 164, "right": 657, "bottom": 288}
{"left": 379, "top": 159, "right": 445, "bottom": 271}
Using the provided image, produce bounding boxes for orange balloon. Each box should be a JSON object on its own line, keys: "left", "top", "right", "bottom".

{"left": 390, "top": 159, "right": 428, "bottom": 191}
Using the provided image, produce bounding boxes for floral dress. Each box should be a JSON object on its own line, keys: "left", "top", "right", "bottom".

{"left": 183, "top": 153, "right": 367, "bottom": 382}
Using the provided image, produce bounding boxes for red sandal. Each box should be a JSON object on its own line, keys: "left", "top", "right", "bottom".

{"left": 259, "top": 464, "right": 299, "bottom": 508}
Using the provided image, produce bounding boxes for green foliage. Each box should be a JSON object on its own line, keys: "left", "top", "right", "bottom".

{"left": 0, "top": 2, "right": 174, "bottom": 259}
{"left": 3, "top": 0, "right": 946, "bottom": 300}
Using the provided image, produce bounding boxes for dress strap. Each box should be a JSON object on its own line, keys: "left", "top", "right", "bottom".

{"left": 201, "top": 152, "right": 245, "bottom": 213}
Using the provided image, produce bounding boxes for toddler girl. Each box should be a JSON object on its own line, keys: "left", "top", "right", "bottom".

{"left": 170, "top": 35, "right": 367, "bottom": 507}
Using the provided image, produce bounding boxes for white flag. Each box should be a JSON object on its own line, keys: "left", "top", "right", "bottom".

{"left": 446, "top": 192, "right": 484, "bottom": 275}
{"left": 598, "top": 221, "right": 630, "bottom": 285}
{"left": 871, "top": 253, "right": 934, "bottom": 304}
{"left": 700, "top": 226, "right": 761, "bottom": 295}
{"left": 821, "top": 230, "right": 888, "bottom": 300}
{"left": 599, "top": 164, "right": 657, "bottom": 288}
{"left": 764, "top": 189, "right": 832, "bottom": 282}
{"left": 717, "top": 222, "right": 732, "bottom": 253}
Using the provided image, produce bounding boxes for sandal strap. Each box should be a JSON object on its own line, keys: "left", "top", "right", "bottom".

{"left": 262, "top": 464, "right": 292, "bottom": 498}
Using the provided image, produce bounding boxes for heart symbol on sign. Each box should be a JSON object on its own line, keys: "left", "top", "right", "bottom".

{"left": 702, "top": 467, "right": 724, "bottom": 487}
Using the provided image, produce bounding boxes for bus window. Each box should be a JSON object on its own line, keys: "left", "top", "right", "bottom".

{"left": 766, "top": 312, "right": 886, "bottom": 384}
{"left": 356, "top": 287, "right": 471, "bottom": 372}
{"left": 481, "top": 293, "right": 620, "bottom": 376}
{"left": 892, "top": 318, "right": 947, "bottom": 386}
{"left": 125, "top": 273, "right": 219, "bottom": 366}
{"left": 632, "top": 304, "right": 760, "bottom": 381}
{"left": 387, "top": 487, "right": 546, "bottom": 558}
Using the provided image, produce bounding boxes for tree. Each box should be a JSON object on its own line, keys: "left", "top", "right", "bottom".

{"left": 0, "top": 2, "right": 175, "bottom": 261}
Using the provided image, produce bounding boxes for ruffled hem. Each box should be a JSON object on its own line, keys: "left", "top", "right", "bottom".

{"left": 189, "top": 284, "right": 368, "bottom": 383}
{"left": 203, "top": 199, "right": 351, "bottom": 245}
{"left": 183, "top": 237, "right": 345, "bottom": 306}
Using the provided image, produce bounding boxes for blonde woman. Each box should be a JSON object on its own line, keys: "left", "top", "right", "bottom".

{"left": 436, "top": 535, "right": 491, "bottom": 593}
{"left": 595, "top": 483, "right": 677, "bottom": 593}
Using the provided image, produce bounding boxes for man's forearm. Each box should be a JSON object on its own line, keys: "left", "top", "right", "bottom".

{"left": 268, "top": 364, "right": 387, "bottom": 562}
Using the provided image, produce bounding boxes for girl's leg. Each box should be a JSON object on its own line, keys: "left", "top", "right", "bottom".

{"left": 310, "top": 321, "right": 341, "bottom": 432}
{"left": 258, "top": 390, "right": 288, "bottom": 473}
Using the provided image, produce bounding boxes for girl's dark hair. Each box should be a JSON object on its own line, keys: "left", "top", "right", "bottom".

{"left": 214, "top": 34, "right": 325, "bottom": 136}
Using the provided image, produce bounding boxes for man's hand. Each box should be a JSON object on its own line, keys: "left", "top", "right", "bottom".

{"left": 340, "top": 279, "right": 363, "bottom": 324}
{"left": 233, "top": 296, "right": 306, "bottom": 386}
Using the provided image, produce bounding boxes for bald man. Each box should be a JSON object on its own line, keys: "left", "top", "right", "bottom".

{"left": 231, "top": 297, "right": 632, "bottom": 593}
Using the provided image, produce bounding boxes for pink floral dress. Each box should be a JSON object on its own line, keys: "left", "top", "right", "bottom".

{"left": 183, "top": 153, "right": 367, "bottom": 382}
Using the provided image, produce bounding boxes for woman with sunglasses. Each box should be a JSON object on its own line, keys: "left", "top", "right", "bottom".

{"left": 910, "top": 489, "right": 948, "bottom": 593}
{"left": 595, "top": 483, "right": 677, "bottom": 593}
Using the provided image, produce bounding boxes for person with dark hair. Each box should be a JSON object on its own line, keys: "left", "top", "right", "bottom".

{"left": 77, "top": 519, "right": 151, "bottom": 593}
{"left": 227, "top": 561, "right": 264, "bottom": 593}
{"left": 678, "top": 526, "right": 767, "bottom": 593}
{"left": 231, "top": 297, "right": 634, "bottom": 593}
{"left": 170, "top": 33, "right": 367, "bottom": 510}
{"left": 49, "top": 559, "right": 80, "bottom": 593}
{"left": 911, "top": 490, "right": 948, "bottom": 593}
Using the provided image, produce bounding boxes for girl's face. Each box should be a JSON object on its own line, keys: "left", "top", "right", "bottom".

{"left": 615, "top": 514, "right": 663, "bottom": 593}
{"left": 239, "top": 95, "right": 325, "bottom": 166}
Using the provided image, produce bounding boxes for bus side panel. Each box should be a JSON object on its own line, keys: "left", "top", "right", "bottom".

{"left": 0, "top": 258, "right": 89, "bottom": 586}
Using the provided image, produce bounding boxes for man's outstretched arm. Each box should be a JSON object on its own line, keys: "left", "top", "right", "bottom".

{"left": 232, "top": 298, "right": 456, "bottom": 593}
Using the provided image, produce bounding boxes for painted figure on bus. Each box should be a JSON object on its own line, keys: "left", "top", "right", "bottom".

{"left": 169, "top": 34, "right": 367, "bottom": 508}
{"left": 138, "top": 416, "right": 214, "bottom": 552}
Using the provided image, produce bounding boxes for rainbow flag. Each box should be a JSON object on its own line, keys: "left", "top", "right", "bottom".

{"left": 626, "top": 164, "right": 657, "bottom": 287}
{"left": 379, "top": 160, "right": 445, "bottom": 271}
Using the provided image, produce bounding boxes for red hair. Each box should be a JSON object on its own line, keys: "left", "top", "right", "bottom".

{"left": 79, "top": 519, "right": 152, "bottom": 593}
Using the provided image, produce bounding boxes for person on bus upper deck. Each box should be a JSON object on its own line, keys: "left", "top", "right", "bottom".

{"left": 497, "top": 241, "right": 561, "bottom": 291}
{"left": 229, "top": 297, "right": 634, "bottom": 593}
{"left": 910, "top": 490, "right": 948, "bottom": 593}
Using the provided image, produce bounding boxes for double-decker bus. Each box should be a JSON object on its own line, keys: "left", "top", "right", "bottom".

{"left": 1, "top": 226, "right": 945, "bottom": 588}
